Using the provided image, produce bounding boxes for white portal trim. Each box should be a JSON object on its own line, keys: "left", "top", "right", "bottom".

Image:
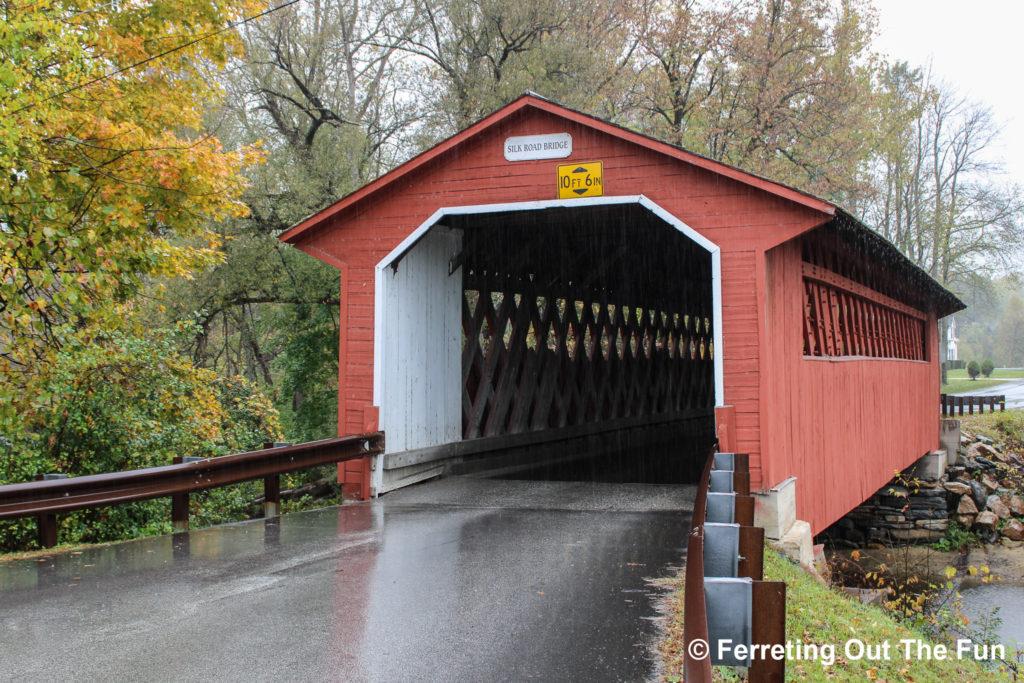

{"left": 373, "top": 195, "right": 725, "bottom": 410}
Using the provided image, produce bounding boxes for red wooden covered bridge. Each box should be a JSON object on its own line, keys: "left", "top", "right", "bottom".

{"left": 280, "top": 94, "right": 963, "bottom": 534}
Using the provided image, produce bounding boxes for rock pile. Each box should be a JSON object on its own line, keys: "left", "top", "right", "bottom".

{"left": 823, "top": 430, "right": 1024, "bottom": 547}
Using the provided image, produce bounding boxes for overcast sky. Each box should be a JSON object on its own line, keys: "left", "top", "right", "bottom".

{"left": 871, "top": 0, "right": 1024, "bottom": 187}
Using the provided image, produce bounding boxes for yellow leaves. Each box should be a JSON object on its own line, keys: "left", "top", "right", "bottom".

{"left": 2, "top": 0, "right": 263, "bottom": 370}
{"left": 945, "top": 565, "right": 957, "bottom": 580}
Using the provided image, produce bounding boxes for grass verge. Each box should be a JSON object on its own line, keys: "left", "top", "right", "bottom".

{"left": 941, "top": 379, "right": 1006, "bottom": 394}
{"left": 959, "top": 410, "right": 1024, "bottom": 453}
{"left": 947, "top": 369, "right": 1024, "bottom": 380}
{"left": 659, "top": 548, "right": 1010, "bottom": 681}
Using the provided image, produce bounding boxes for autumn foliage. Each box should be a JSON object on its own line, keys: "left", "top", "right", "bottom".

{"left": 0, "top": 323, "right": 282, "bottom": 551}
{"left": 0, "top": 0, "right": 272, "bottom": 549}
{"left": 0, "top": 0, "right": 262, "bottom": 375}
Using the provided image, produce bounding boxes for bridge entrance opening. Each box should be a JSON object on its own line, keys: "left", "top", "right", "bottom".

{"left": 375, "top": 198, "right": 719, "bottom": 492}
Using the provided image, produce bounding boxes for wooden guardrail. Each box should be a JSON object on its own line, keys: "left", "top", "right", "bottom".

{"left": 0, "top": 433, "right": 385, "bottom": 548}
{"left": 683, "top": 448, "right": 786, "bottom": 682}
{"left": 940, "top": 394, "right": 1005, "bottom": 416}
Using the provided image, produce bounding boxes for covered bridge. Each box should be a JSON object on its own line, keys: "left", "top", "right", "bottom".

{"left": 280, "top": 94, "right": 963, "bottom": 533}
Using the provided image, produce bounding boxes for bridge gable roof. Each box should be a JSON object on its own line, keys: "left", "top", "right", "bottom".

{"left": 279, "top": 93, "right": 963, "bottom": 317}
{"left": 279, "top": 93, "right": 835, "bottom": 245}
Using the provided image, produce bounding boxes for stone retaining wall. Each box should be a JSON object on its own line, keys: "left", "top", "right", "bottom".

{"left": 822, "top": 428, "right": 1024, "bottom": 547}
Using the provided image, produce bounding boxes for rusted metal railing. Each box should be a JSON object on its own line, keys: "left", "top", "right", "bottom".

{"left": 0, "top": 433, "right": 385, "bottom": 548}
{"left": 940, "top": 394, "right": 1005, "bottom": 416}
{"left": 683, "top": 449, "right": 786, "bottom": 682}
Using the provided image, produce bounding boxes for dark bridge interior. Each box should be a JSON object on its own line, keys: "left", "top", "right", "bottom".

{"left": 438, "top": 203, "right": 717, "bottom": 483}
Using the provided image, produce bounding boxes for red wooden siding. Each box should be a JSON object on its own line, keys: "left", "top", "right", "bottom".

{"left": 294, "top": 108, "right": 831, "bottom": 496}
{"left": 762, "top": 240, "right": 940, "bottom": 533}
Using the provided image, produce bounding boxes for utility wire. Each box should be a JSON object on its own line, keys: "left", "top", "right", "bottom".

{"left": 11, "top": 0, "right": 302, "bottom": 114}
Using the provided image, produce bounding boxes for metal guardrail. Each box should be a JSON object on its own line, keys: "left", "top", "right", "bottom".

{"left": 0, "top": 433, "right": 385, "bottom": 548}
{"left": 940, "top": 393, "right": 1005, "bottom": 416}
{"left": 684, "top": 449, "right": 786, "bottom": 682}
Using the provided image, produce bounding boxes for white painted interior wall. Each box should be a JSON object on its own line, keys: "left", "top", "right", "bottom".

{"left": 377, "top": 226, "right": 463, "bottom": 455}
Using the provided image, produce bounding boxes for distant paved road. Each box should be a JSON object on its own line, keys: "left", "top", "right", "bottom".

{"left": 952, "top": 378, "right": 1024, "bottom": 410}
{"left": 0, "top": 477, "right": 695, "bottom": 682}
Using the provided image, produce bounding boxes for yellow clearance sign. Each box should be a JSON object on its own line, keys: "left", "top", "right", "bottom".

{"left": 557, "top": 161, "right": 603, "bottom": 199}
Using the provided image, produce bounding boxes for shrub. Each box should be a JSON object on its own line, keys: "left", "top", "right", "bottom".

{"left": 933, "top": 522, "right": 978, "bottom": 552}
{"left": 981, "top": 359, "right": 995, "bottom": 378}
{"left": 0, "top": 324, "right": 282, "bottom": 552}
{"left": 967, "top": 360, "right": 981, "bottom": 379}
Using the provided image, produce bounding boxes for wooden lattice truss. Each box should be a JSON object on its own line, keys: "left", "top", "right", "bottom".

{"left": 801, "top": 226, "right": 928, "bottom": 360}
{"left": 444, "top": 205, "right": 715, "bottom": 441}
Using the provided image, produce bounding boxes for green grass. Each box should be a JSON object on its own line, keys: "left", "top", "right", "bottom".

{"left": 947, "top": 369, "right": 1024, "bottom": 380}
{"left": 659, "top": 548, "right": 1014, "bottom": 681}
{"left": 763, "top": 550, "right": 1010, "bottom": 681}
{"left": 941, "top": 379, "right": 1007, "bottom": 394}
{"left": 960, "top": 411, "right": 1024, "bottom": 452}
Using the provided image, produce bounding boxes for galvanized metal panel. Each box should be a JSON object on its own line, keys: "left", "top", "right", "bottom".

{"left": 703, "top": 522, "right": 739, "bottom": 578}
{"left": 709, "top": 469, "right": 733, "bottom": 493}
{"left": 704, "top": 577, "right": 753, "bottom": 667}
{"left": 705, "top": 492, "right": 736, "bottom": 524}
{"left": 714, "top": 452, "right": 735, "bottom": 471}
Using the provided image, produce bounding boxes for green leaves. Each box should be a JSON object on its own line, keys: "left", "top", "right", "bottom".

{"left": 0, "top": 0, "right": 261, "bottom": 375}
{"left": 0, "top": 323, "right": 282, "bottom": 551}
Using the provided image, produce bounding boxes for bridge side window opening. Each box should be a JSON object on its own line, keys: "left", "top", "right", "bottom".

{"left": 800, "top": 228, "right": 928, "bottom": 361}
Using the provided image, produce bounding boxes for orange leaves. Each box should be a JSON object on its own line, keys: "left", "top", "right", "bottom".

{"left": 1, "top": 0, "right": 262, "bottom": 374}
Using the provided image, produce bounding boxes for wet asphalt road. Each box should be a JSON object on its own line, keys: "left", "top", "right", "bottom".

{"left": 952, "top": 378, "right": 1024, "bottom": 410}
{"left": 0, "top": 477, "right": 695, "bottom": 682}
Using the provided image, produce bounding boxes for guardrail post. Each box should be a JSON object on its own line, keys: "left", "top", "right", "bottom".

{"left": 261, "top": 443, "right": 291, "bottom": 518}
{"left": 733, "top": 454, "right": 750, "bottom": 496}
{"left": 735, "top": 494, "right": 755, "bottom": 527}
{"left": 171, "top": 457, "right": 189, "bottom": 532}
{"left": 750, "top": 580, "right": 787, "bottom": 681}
{"left": 34, "top": 474, "right": 67, "bottom": 548}
{"left": 170, "top": 456, "right": 206, "bottom": 531}
{"left": 264, "top": 475, "right": 280, "bottom": 518}
{"left": 738, "top": 526, "right": 766, "bottom": 580}
{"left": 171, "top": 492, "right": 189, "bottom": 532}
{"left": 37, "top": 513, "right": 58, "bottom": 549}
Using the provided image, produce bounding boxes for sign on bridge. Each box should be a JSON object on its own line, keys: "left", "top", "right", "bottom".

{"left": 557, "top": 161, "right": 603, "bottom": 199}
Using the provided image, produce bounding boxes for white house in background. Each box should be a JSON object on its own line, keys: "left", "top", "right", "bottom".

{"left": 946, "top": 316, "right": 959, "bottom": 360}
